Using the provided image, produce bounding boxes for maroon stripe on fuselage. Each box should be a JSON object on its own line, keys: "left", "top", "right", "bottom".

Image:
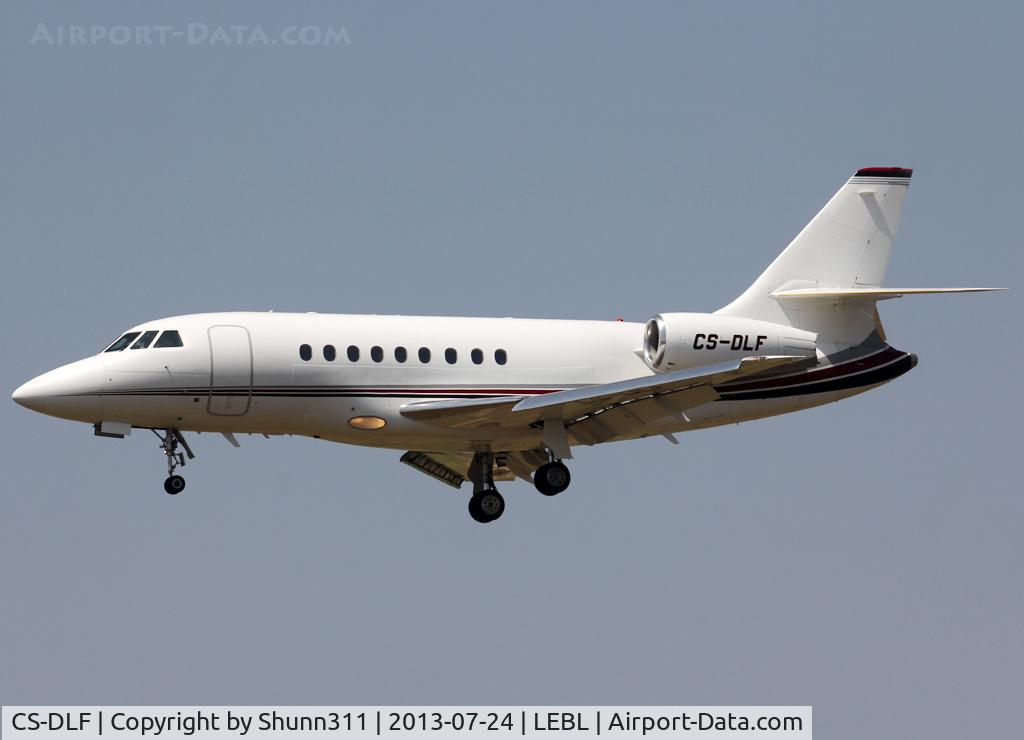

{"left": 718, "top": 346, "right": 903, "bottom": 393}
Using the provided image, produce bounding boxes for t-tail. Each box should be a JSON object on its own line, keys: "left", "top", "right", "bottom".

{"left": 715, "top": 167, "right": 1002, "bottom": 353}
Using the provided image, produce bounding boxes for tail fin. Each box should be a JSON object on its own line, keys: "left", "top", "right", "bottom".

{"left": 716, "top": 167, "right": 913, "bottom": 342}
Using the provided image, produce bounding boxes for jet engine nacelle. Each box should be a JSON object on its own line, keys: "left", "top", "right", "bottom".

{"left": 642, "top": 313, "right": 818, "bottom": 372}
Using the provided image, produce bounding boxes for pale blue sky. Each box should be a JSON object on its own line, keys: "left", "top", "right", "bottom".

{"left": 1, "top": 3, "right": 1021, "bottom": 738}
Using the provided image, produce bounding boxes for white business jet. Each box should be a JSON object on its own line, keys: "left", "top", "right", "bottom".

{"left": 12, "top": 167, "right": 1001, "bottom": 522}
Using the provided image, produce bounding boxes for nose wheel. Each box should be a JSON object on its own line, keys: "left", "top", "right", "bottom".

{"left": 164, "top": 475, "right": 186, "bottom": 495}
{"left": 154, "top": 428, "right": 194, "bottom": 496}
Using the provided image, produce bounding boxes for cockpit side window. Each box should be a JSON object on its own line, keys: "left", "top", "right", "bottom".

{"left": 130, "top": 330, "right": 159, "bottom": 349}
{"left": 104, "top": 332, "right": 141, "bottom": 352}
{"left": 154, "top": 330, "right": 183, "bottom": 348}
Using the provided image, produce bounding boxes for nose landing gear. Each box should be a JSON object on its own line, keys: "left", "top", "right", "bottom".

{"left": 164, "top": 474, "right": 186, "bottom": 495}
{"left": 154, "top": 428, "right": 194, "bottom": 495}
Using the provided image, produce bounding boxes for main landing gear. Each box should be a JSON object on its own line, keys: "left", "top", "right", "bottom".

{"left": 468, "top": 490, "right": 505, "bottom": 523}
{"left": 154, "top": 428, "right": 194, "bottom": 495}
{"left": 463, "top": 451, "right": 573, "bottom": 523}
{"left": 534, "top": 460, "right": 571, "bottom": 496}
{"left": 467, "top": 451, "right": 505, "bottom": 524}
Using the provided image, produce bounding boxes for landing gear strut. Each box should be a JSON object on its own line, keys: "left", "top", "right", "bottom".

{"left": 466, "top": 451, "right": 505, "bottom": 523}
{"left": 535, "top": 460, "right": 571, "bottom": 496}
{"left": 154, "top": 428, "right": 194, "bottom": 495}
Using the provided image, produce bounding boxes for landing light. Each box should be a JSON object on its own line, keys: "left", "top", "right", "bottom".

{"left": 348, "top": 416, "right": 387, "bottom": 430}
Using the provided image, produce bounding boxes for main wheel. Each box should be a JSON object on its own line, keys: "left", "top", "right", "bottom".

{"left": 164, "top": 475, "right": 186, "bottom": 495}
{"left": 469, "top": 490, "right": 505, "bottom": 523}
{"left": 534, "top": 461, "right": 571, "bottom": 496}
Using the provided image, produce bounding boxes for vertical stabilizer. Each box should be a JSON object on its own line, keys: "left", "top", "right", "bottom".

{"left": 716, "top": 167, "right": 912, "bottom": 342}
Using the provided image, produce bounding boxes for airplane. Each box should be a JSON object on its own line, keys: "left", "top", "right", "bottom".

{"left": 12, "top": 166, "right": 1002, "bottom": 523}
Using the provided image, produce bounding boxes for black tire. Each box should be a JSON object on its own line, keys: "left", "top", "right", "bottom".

{"left": 534, "top": 461, "right": 571, "bottom": 496}
{"left": 468, "top": 495, "right": 488, "bottom": 523}
{"left": 164, "top": 475, "right": 186, "bottom": 495}
{"left": 469, "top": 490, "right": 505, "bottom": 523}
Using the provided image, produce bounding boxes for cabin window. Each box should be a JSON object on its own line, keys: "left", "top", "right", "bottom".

{"left": 471, "top": 348, "right": 483, "bottom": 365}
{"left": 154, "top": 330, "right": 183, "bottom": 348}
{"left": 347, "top": 345, "right": 360, "bottom": 362}
{"left": 395, "top": 346, "right": 408, "bottom": 363}
{"left": 323, "top": 344, "right": 336, "bottom": 361}
{"left": 418, "top": 347, "right": 431, "bottom": 363}
{"left": 371, "top": 346, "right": 384, "bottom": 363}
{"left": 299, "top": 344, "right": 312, "bottom": 361}
{"left": 495, "top": 348, "right": 507, "bottom": 365}
{"left": 130, "top": 330, "right": 159, "bottom": 350}
{"left": 445, "top": 348, "right": 457, "bottom": 364}
{"left": 104, "top": 332, "right": 141, "bottom": 352}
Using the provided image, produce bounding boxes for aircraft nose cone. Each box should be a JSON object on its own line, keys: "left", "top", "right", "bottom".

{"left": 12, "top": 378, "right": 38, "bottom": 408}
{"left": 12, "top": 357, "right": 104, "bottom": 421}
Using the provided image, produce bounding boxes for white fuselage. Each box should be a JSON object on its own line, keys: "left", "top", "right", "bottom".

{"left": 12, "top": 311, "right": 900, "bottom": 454}
{"left": 11, "top": 167, "right": 986, "bottom": 521}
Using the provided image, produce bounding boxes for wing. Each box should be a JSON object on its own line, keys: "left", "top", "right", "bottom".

{"left": 394, "top": 395, "right": 524, "bottom": 430}
{"left": 400, "top": 355, "right": 807, "bottom": 442}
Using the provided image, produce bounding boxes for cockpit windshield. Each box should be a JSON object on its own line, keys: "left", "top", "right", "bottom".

{"left": 104, "top": 332, "right": 141, "bottom": 352}
{"left": 154, "top": 330, "right": 183, "bottom": 348}
{"left": 130, "top": 330, "right": 159, "bottom": 349}
{"left": 104, "top": 329, "right": 184, "bottom": 352}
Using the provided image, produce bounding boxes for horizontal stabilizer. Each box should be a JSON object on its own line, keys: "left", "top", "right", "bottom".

{"left": 717, "top": 166, "right": 914, "bottom": 327}
{"left": 771, "top": 287, "right": 1005, "bottom": 302}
